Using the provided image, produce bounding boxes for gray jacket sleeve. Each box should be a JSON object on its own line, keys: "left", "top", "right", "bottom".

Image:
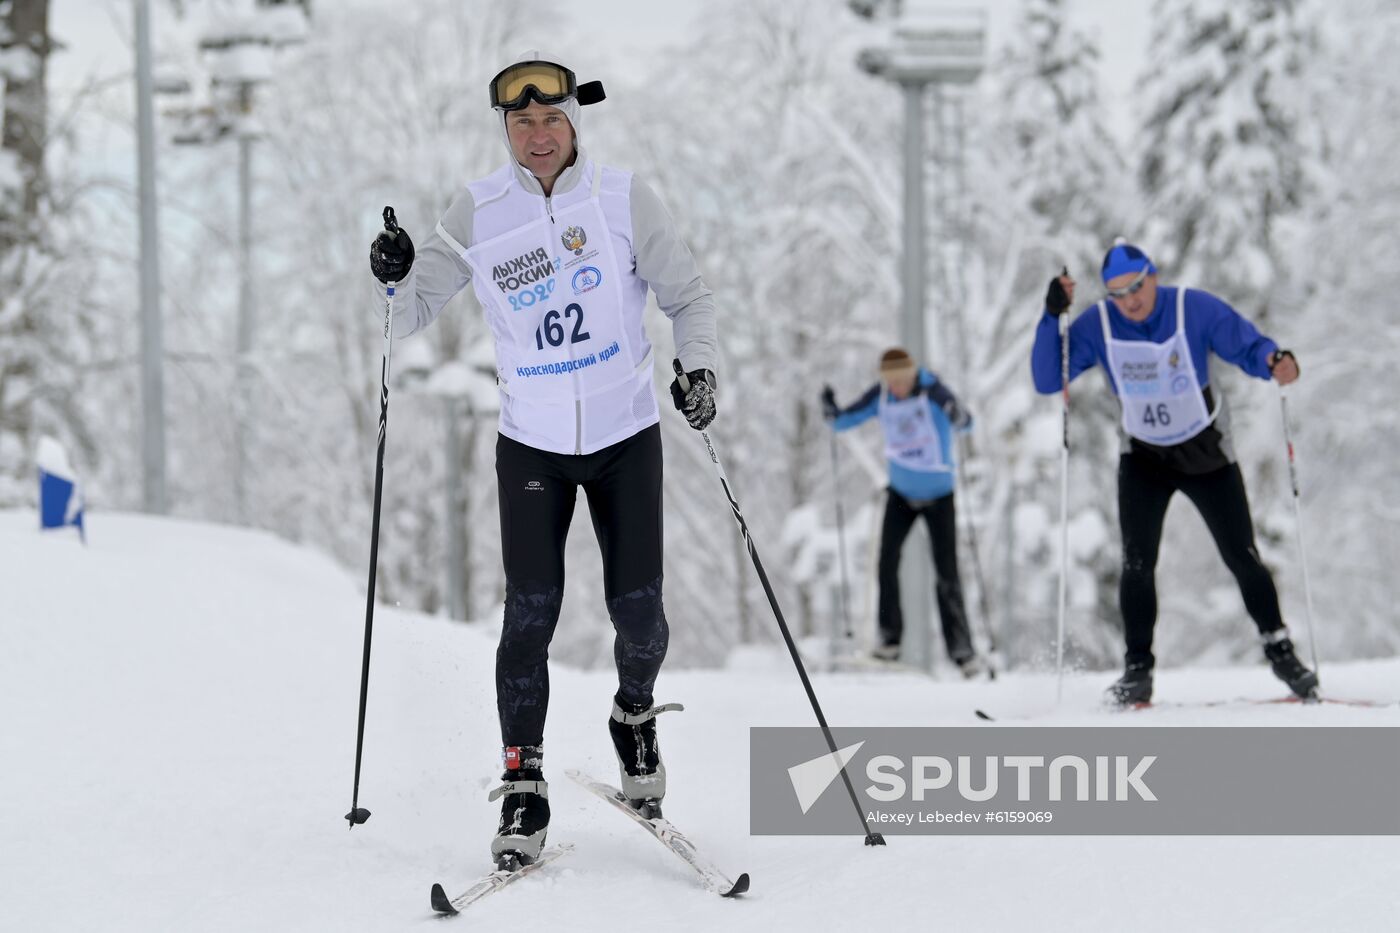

{"left": 372, "top": 189, "right": 477, "bottom": 339}
{"left": 629, "top": 176, "right": 718, "bottom": 378}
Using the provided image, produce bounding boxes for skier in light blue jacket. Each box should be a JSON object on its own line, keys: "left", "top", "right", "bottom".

{"left": 822, "top": 347, "right": 984, "bottom": 676}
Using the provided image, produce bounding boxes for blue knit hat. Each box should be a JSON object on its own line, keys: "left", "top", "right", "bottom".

{"left": 1101, "top": 242, "right": 1157, "bottom": 283}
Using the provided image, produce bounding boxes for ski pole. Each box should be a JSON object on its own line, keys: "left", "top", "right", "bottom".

{"left": 345, "top": 205, "right": 400, "bottom": 828}
{"left": 675, "top": 361, "right": 884, "bottom": 847}
{"left": 1277, "top": 385, "right": 1320, "bottom": 680}
{"left": 1054, "top": 281, "right": 1070, "bottom": 704}
{"left": 955, "top": 433, "right": 998, "bottom": 678}
{"left": 828, "top": 429, "right": 854, "bottom": 643}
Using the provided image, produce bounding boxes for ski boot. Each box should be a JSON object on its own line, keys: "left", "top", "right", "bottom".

{"left": 956, "top": 655, "right": 987, "bottom": 680}
{"left": 1105, "top": 662, "right": 1154, "bottom": 707}
{"left": 1262, "top": 629, "right": 1319, "bottom": 699}
{"left": 608, "top": 694, "right": 684, "bottom": 820}
{"left": 488, "top": 745, "right": 549, "bottom": 870}
{"left": 871, "top": 643, "right": 901, "bottom": 662}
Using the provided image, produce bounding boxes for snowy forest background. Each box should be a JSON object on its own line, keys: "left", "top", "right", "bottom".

{"left": 3, "top": 0, "right": 1397, "bottom": 674}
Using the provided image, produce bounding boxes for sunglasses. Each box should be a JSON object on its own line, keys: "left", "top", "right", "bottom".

{"left": 1106, "top": 267, "right": 1152, "bottom": 300}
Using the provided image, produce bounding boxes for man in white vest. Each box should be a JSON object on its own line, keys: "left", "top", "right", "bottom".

{"left": 368, "top": 54, "right": 718, "bottom": 868}
{"left": 821, "top": 348, "right": 984, "bottom": 677}
{"left": 1030, "top": 242, "right": 1313, "bottom": 707}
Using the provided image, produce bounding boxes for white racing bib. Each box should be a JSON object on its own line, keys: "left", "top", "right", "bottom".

{"left": 879, "top": 389, "right": 949, "bottom": 473}
{"left": 1100, "top": 287, "right": 1217, "bottom": 446}
{"left": 462, "top": 175, "right": 636, "bottom": 404}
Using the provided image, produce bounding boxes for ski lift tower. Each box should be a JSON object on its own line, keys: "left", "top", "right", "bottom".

{"left": 851, "top": 1, "right": 986, "bottom": 674}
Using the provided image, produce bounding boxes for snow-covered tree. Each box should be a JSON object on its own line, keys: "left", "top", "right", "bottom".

{"left": 1, "top": 0, "right": 50, "bottom": 500}
{"left": 1137, "top": 0, "right": 1324, "bottom": 324}
{"left": 984, "top": 0, "right": 1131, "bottom": 258}
{"left": 1251, "top": 0, "right": 1400, "bottom": 660}
{"left": 0, "top": 0, "right": 103, "bottom": 506}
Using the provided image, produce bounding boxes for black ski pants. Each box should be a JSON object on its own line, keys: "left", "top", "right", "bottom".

{"left": 876, "top": 489, "right": 974, "bottom": 662}
{"left": 495, "top": 425, "right": 668, "bottom": 747}
{"left": 1118, "top": 452, "right": 1284, "bottom": 669}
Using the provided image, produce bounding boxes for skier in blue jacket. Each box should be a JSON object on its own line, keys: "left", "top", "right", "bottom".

{"left": 1030, "top": 242, "right": 1314, "bottom": 706}
{"left": 822, "top": 348, "right": 984, "bottom": 676}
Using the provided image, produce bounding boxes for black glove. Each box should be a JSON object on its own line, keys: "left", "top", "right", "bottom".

{"left": 370, "top": 225, "right": 415, "bottom": 284}
{"left": 670, "top": 368, "right": 717, "bottom": 431}
{"left": 1045, "top": 266, "right": 1071, "bottom": 317}
{"left": 940, "top": 398, "right": 972, "bottom": 430}
{"left": 820, "top": 385, "right": 839, "bottom": 422}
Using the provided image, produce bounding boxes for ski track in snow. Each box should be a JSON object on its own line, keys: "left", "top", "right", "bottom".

{"left": 2, "top": 510, "right": 1397, "bottom": 932}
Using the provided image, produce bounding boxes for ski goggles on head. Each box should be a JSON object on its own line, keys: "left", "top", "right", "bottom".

{"left": 489, "top": 60, "right": 606, "bottom": 111}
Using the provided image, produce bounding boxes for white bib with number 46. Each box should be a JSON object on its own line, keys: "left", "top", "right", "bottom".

{"left": 1100, "top": 287, "right": 1216, "bottom": 446}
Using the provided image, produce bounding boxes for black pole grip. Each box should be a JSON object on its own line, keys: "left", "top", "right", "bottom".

{"left": 672, "top": 358, "right": 690, "bottom": 392}
{"left": 383, "top": 205, "right": 398, "bottom": 235}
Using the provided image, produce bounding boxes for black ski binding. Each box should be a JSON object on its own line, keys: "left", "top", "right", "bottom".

{"left": 625, "top": 796, "right": 664, "bottom": 820}
{"left": 494, "top": 850, "right": 534, "bottom": 873}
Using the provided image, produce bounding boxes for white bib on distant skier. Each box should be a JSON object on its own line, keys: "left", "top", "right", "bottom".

{"left": 462, "top": 171, "right": 637, "bottom": 404}
{"left": 879, "top": 389, "right": 948, "bottom": 473}
{"left": 1100, "top": 287, "right": 1215, "bottom": 446}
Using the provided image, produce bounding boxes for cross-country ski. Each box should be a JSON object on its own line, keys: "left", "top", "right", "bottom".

{"left": 568, "top": 770, "right": 750, "bottom": 897}
{"left": 429, "top": 844, "right": 573, "bottom": 917}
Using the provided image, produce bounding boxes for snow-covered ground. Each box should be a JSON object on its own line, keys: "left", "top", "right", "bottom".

{"left": 3, "top": 510, "right": 1397, "bottom": 932}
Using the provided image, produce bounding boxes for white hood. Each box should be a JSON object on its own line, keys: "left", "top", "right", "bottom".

{"left": 496, "top": 49, "right": 586, "bottom": 194}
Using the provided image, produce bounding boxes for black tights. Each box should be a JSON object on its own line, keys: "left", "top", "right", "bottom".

{"left": 876, "top": 490, "right": 974, "bottom": 662}
{"left": 495, "top": 426, "right": 668, "bottom": 746}
{"left": 1118, "top": 453, "right": 1283, "bottom": 668}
